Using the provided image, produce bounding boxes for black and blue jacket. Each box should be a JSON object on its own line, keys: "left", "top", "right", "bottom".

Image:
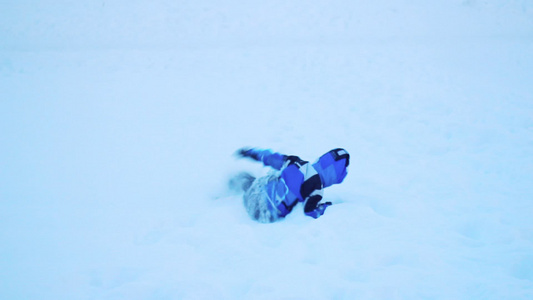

{"left": 239, "top": 148, "right": 350, "bottom": 219}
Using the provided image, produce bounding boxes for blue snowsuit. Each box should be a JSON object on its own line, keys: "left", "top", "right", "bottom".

{"left": 238, "top": 148, "right": 349, "bottom": 221}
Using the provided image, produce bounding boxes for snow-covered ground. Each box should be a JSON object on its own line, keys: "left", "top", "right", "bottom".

{"left": 1, "top": 1, "right": 532, "bottom": 299}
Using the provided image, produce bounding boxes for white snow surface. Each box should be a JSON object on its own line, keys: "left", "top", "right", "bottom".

{"left": 1, "top": 1, "right": 533, "bottom": 299}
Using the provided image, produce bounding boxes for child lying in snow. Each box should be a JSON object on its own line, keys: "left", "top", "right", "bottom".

{"left": 233, "top": 147, "right": 350, "bottom": 223}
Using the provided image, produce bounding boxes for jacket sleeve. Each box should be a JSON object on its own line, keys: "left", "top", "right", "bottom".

{"left": 303, "top": 189, "right": 331, "bottom": 219}
{"left": 238, "top": 148, "right": 287, "bottom": 170}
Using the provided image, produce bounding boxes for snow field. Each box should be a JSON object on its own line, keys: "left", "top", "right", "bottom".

{"left": 1, "top": 1, "right": 532, "bottom": 299}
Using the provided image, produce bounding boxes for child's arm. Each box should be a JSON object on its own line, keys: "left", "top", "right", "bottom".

{"left": 237, "top": 148, "right": 287, "bottom": 170}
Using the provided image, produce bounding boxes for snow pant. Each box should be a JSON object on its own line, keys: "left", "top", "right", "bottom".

{"left": 243, "top": 174, "right": 289, "bottom": 223}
